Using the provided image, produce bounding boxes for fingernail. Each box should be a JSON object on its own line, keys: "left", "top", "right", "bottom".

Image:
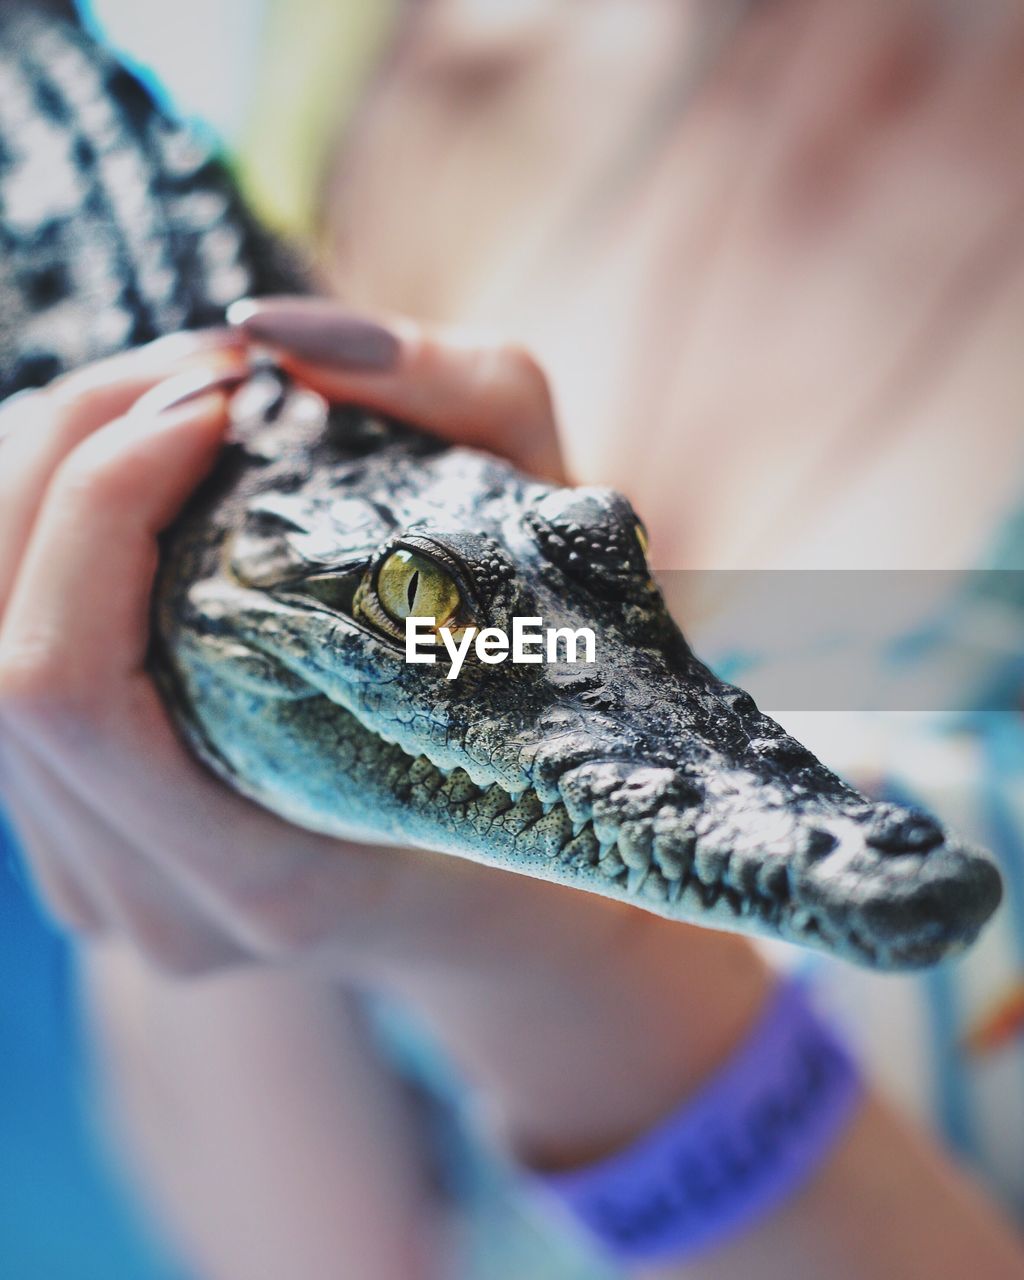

{"left": 227, "top": 297, "right": 401, "bottom": 371}
{"left": 142, "top": 327, "right": 245, "bottom": 368}
{"left": 133, "top": 358, "right": 249, "bottom": 417}
{"left": 146, "top": 327, "right": 245, "bottom": 361}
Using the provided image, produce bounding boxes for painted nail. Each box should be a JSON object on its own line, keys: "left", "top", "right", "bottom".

{"left": 227, "top": 297, "right": 401, "bottom": 371}
{"left": 133, "top": 358, "right": 249, "bottom": 417}
{"left": 146, "top": 326, "right": 245, "bottom": 360}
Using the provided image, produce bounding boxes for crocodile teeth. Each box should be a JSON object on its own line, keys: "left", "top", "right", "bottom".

{"left": 595, "top": 837, "right": 625, "bottom": 879}
{"left": 618, "top": 822, "right": 652, "bottom": 872}
{"left": 592, "top": 817, "right": 619, "bottom": 845}
{"left": 555, "top": 779, "right": 592, "bottom": 824}
{"left": 533, "top": 779, "right": 563, "bottom": 805}
{"left": 572, "top": 819, "right": 588, "bottom": 837}
{"left": 626, "top": 866, "right": 649, "bottom": 896}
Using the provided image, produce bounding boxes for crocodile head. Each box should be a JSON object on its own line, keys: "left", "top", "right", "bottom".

{"left": 153, "top": 374, "right": 1002, "bottom": 970}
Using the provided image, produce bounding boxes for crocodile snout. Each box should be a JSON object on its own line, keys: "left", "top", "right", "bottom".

{"left": 800, "top": 805, "right": 1004, "bottom": 967}
{"left": 544, "top": 739, "right": 1003, "bottom": 967}
{"left": 859, "top": 845, "right": 1003, "bottom": 966}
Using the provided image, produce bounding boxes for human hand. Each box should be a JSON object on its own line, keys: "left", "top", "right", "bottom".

{"left": 0, "top": 309, "right": 624, "bottom": 981}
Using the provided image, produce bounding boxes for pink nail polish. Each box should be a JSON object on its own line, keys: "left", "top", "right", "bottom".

{"left": 228, "top": 297, "right": 400, "bottom": 371}
{"left": 134, "top": 361, "right": 249, "bottom": 417}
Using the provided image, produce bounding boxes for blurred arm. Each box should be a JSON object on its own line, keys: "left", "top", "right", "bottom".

{"left": 81, "top": 947, "right": 448, "bottom": 1280}
{"left": 383, "top": 905, "right": 1024, "bottom": 1280}
{"left": 79, "top": 910, "right": 1024, "bottom": 1280}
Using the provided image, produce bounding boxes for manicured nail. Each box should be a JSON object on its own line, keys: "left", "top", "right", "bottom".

{"left": 227, "top": 297, "right": 401, "bottom": 371}
{"left": 146, "top": 327, "right": 245, "bottom": 361}
{"left": 133, "top": 358, "right": 249, "bottom": 417}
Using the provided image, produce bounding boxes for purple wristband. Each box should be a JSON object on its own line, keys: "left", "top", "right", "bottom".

{"left": 532, "top": 978, "right": 862, "bottom": 1266}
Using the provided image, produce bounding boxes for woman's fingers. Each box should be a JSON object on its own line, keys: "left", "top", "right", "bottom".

{"left": 0, "top": 355, "right": 408, "bottom": 970}
{"left": 0, "top": 386, "right": 234, "bottom": 691}
{"left": 0, "top": 332, "right": 243, "bottom": 614}
{"left": 2, "top": 736, "right": 244, "bottom": 975}
{"left": 228, "top": 296, "right": 567, "bottom": 482}
{"left": 0, "top": 337, "right": 249, "bottom": 967}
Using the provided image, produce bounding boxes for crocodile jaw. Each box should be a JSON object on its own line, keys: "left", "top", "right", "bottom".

{"left": 164, "top": 640, "right": 1002, "bottom": 972}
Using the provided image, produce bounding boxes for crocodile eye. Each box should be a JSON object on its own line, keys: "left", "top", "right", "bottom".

{"left": 376, "top": 549, "right": 461, "bottom": 628}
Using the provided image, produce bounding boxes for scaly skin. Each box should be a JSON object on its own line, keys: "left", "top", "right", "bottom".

{"left": 0, "top": 7, "right": 1004, "bottom": 968}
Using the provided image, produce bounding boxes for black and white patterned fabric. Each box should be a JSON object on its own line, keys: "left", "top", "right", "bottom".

{"left": 0, "top": 2, "right": 302, "bottom": 399}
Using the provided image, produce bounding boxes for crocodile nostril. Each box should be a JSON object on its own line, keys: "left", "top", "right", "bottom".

{"left": 865, "top": 804, "right": 945, "bottom": 856}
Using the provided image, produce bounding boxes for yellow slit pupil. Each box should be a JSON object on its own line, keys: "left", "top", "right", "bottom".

{"left": 377, "top": 549, "right": 461, "bottom": 627}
